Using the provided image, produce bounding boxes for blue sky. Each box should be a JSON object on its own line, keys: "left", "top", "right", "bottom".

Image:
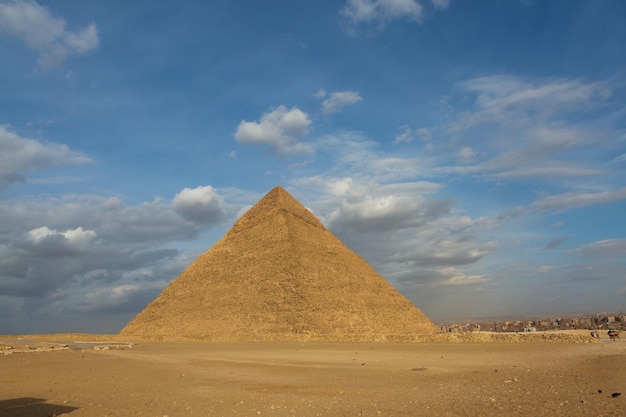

{"left": 1, "top": 0, "right": 625, "bottom": 333}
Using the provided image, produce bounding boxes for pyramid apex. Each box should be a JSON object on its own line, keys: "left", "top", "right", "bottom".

{"left": 270, "top": 185, "right": 287, "bottom": 192}
{"left": 264, "top": 185, "right": 303, "bottom": 208}
{"left": 266, "top": 185, "right": 290, "bottom": 199}
{"left": 233, "top": 185, "right": 322, "bottom": 230}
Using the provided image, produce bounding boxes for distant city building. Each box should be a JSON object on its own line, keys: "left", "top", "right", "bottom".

{"left": 439, "top": 312, "right": 625, "bottom": 333}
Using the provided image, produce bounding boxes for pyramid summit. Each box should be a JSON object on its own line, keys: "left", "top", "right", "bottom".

{"left": 120, "top": 186, "right": 437, "bottom": 341}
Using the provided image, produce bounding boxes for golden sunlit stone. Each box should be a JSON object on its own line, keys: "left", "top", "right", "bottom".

{"left": 120, "top": 186, "right": 437, "bottom": 341}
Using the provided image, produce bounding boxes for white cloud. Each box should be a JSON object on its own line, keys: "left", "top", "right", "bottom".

{"left": 341, "top": 0, "right": 423, "bottom": 25}
{"left": 0, "top": 0, "right": 99, "bottom": 69}
{"left": 234, "top": 106, "right": 313, "bottom": 155}
{"left": 394, "top": 125, "right": 414, "bottom": 143}
{"left": 492, "top": 166, "right": 601, "bottom": 179}
{"left": 325, "top": 193, "right": 450, "bottom": 233}
{"left": 457, "top": 146, "right": 475, "bottom": 163}
{"left": 313, "top": 88, "right": 327, "bottom": 98}
{"left": 18, "top": 225, "right": 97, "bottom": 257}
{"left": 27, "top": 226, "right": 97, "bottom": 249}
{"left": 395, "top": 266, "right": 491, "bottom": 289}
{"left": 436, "top": 267, "right": 490, "bottom": 287}
{"left": 431, "top": 0, "right": 450, "bottom": 9}
{"left": 321, "top": 90, "right": 363, "bottom": 114}
{"left": 0, "top": 125, "right": 91, "bottom": 189}
{"left": 327, "top": 177, "right": 361, "bottom": 197}
{"left": 172, "top": 185, "right": 226, "bottom": 223}
{"left": 433, "top": 75, "right": 620, "bottom": 182}
{"left": 390, "top": 237, "right": 500, "bottom": 267}
{"left": 0, "top": 193, "right": 211, "bottom": 248}
{"left": 613, "top": 153, "right": 626, "bottom": 164}
{"left": 293, "top": 135, "right": 510, "bottom": 277}
{"left": 296, "top": 169, "right": 506, "bottom": 276}
{"left": 77, "top": 279, "right": 170, "bottom": 314}
{"left": 304, "top": 180, "right": 505, "bottom": 293}
{"left": 393, "top": 126, "right": 432, "bottom": 143}
{"left": 0, "top": 185, "right": 238, "bottom": 331}
{"left": 570, "top": 239, "right": 626, "bottom": 259}
{"left": 543, "top": 236, "right": 568, "bottom": 250}
{"left": 531, "top": 187, "right": 626, "bottom": 212}
{"left": 317, "top": 131, "right": 435, "bottom": 182}
{"left": 455, "top": 76, "right": 610, "bottom": 129}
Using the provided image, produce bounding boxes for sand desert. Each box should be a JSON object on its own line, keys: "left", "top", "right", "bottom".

{"left": 1, "top": 332, "right": 625, "bottom": 417}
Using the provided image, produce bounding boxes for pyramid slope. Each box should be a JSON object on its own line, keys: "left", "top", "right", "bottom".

{"left": 120, "top": 186, "right": 437, "bottom": 341}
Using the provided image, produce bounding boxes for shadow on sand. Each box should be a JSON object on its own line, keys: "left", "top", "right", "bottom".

{"left": 0, "top": 397, "right": 78, "bottom": 416}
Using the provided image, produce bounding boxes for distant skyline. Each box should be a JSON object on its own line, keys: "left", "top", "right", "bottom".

{"left": 0, "top": 0, "right": 625, "bottom": 334}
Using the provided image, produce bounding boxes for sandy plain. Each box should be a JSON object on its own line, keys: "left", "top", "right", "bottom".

{"left": 1, "top": 332, "right": 624, "bottom": 417}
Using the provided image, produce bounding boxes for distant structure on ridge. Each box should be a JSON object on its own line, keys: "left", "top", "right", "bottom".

{"left": 120, "top": 186, "right": 437, "bottom": 341}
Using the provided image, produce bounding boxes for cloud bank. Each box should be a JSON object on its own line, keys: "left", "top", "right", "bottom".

{"left": 0, "top": 185, "right": 228, "bottom": 332}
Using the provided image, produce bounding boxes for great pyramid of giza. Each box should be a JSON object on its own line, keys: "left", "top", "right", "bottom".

{"left": 120, "top": 186, "right": 437, "bottom": 341}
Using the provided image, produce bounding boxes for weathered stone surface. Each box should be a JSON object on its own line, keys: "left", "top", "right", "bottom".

{"left": 120, "top": 186, "right": 437, "bottom": 341}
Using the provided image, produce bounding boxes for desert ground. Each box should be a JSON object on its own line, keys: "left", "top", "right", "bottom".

{"left": 1, "top": 332, "right": 624, "bottom": 417}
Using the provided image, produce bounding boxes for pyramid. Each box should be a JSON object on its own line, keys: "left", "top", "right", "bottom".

{"left": 120, "top": 186, "right": 437, "bottom": 341}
